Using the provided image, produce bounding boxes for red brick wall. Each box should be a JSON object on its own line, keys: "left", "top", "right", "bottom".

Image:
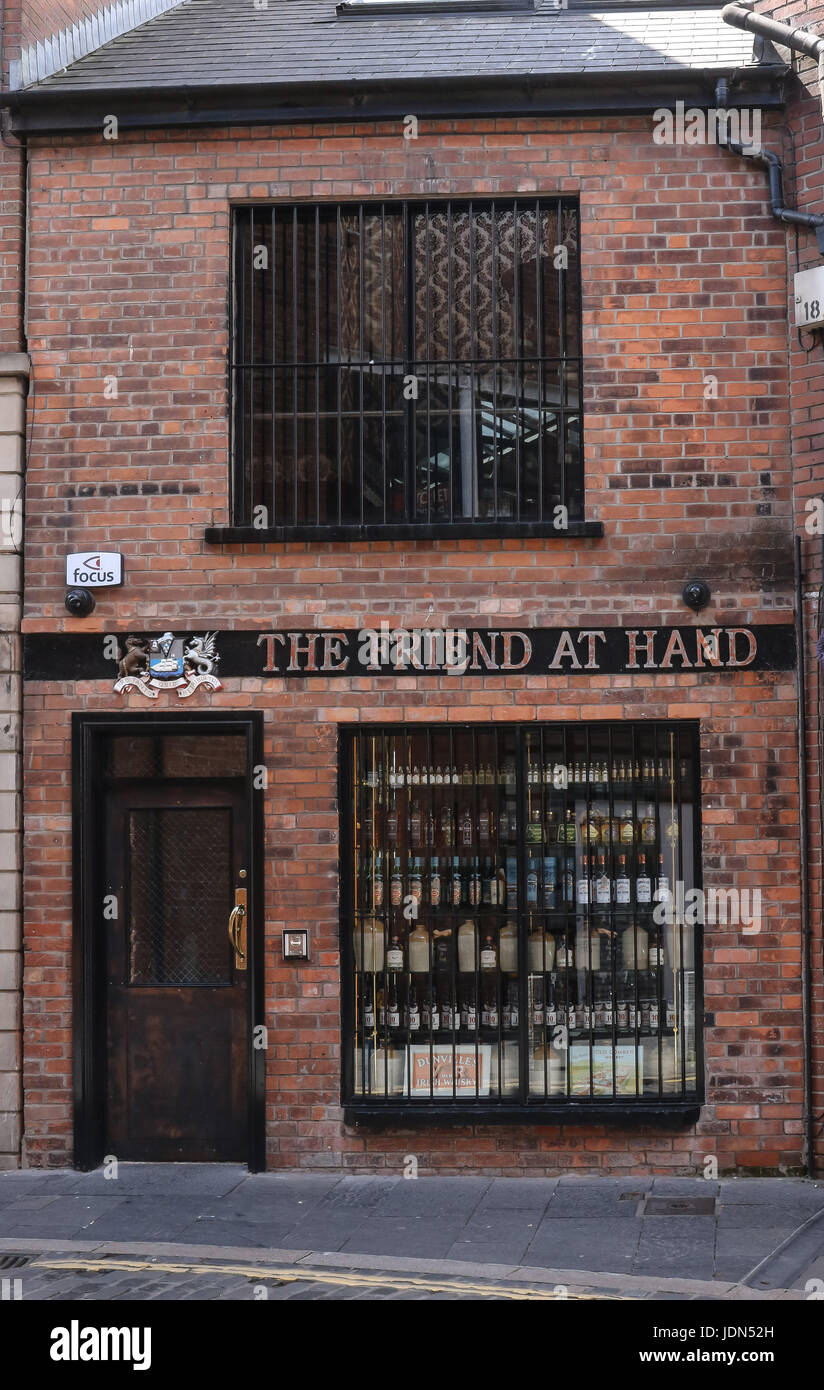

{"left": 746, "top": 0, "right": 824, "bottom": 1172}
{"left": 20, "top": 116, "right": 807, "bottom": 1173}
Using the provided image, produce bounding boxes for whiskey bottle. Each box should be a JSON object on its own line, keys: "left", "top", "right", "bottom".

{"left": 430, "top": 857, "right": 441, "bottom": 908}
{"left": 506, "top": 855, "right": 518, "bottom": 909}
{"left": 581, "top": 808, "right": 600, "bottom": 845}
{"left": 434, "top": 765, "right": 443, "bottom": 786}
{"left": 409, "top": 857, "right": 423, "bottom": 906}
{"left": 636, "top": 853, "right": 652, "bottom": 905}
{"left": 482, "top": 858, "right": 498, "bottom": 906}
{"left": 576, "top": 853, "right": 592, "bottom": 906}
{"left": 425, "top": 806, "right": 435, "bottom": 848}
{"left": 478, "top": 798, "right": 493, "bottom": 844}
{"left": 422, "top": 986, "right": 440, "bottom": 1032}
{"left": 544, "top": 974, "right": 559, "bottom": 1028}
{"left": 461, "top": 980, "right": 478, "bottom": 1031}
{"left": 595, "top": 850, "right": 611, "bottom": 906}
{"left": 502, "top": 978, "right": 519, "bottom": 1030}
{"left": 390, "top": 854, "right": 403, "bottom": 907}
{"left": 543, "top": 855, "right": 558, "bottom": 909}
{"left": 614, "top": 853, "right": 631, "bottom": 906}
{"left": 386, "top": 931, "right": 404, "bottom": 972}
{"left": 362, "top": 978, "right": 375, "bottom": 1031}
{"left": 451, "top": 857, "right": 462, "bottom": 907}
{"left": 619, "top": 809, "right": 636, "bottom": 846}
{"left": 480, "top": 929, "right": 498, "bottom": 972}
{"left": 481, "top": 978, "right": 499, "bottom": 1029}
{"left": 563, "top": 808, "right": 578, "bottom": 844}
{"left": 649, "top": 922, "right": 665, "bottom": 971}
{"left": 655, "top": 854, "right": 669, "bottom": 900}
{"left": 459, "top": 805, "right": 473, "bottom": 848}
{"left": 372, "top": 850, "right": 385, "bottom": 910}
{"left": 460, "top": 763, "right": 472, "bottom": 786}
{"left": 526, "top": 805, "right": 543, "bottom": 845}
{"left": 405, "top": 982, "right": 421, "bottom": 1032}
{"left": 556, "top": 935, "right": 574, "bottom": 970}
{"left": 386, "top": 795, "right": 399, "bottom": 845}
{"left": 531, "top": 973, "right": 545, "bottom": 1026}
{"left": 439, "top": 803, "right": 455, "bottom": 849}
{"left": 410, "top": 799, "right": 423, "bottom": 846}
{"left": 469, "top": 860, "right": 482, "bottom": 906}
{"left": 527, "top": 857, "right": 539, "bottom": 907}
{"left": 640, "top": 803, "right": 657, "bottom": 846}
{"left": 387, "top": 976, "right": 401, "bottom": 1028}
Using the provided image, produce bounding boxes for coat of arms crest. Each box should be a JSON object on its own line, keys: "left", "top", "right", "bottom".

{"left": 114, "top": 632, "right": 221, "bottom": 699}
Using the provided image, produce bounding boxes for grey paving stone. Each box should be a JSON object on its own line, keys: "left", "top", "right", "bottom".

{"left": 716, "top": 1179, "right": 823, "bottom": 1205}
{"left": 716, "top": 1204, "right": 804, "bottom": 1230}
{"left": 525, "top": 1217, "right": 640, "bottom": 1272}
{"left": 378, "top": 1177, "right": 490, "bottom": 1216}
{"left": 340, "top": 1217, "right": 465, "bottom": 1259}
{"left": 65, "top": 1164, "right": 247, "bottom": 1198}
{"left": 475, "top": 1178, "right": 559, "bottom": 1211}
{"left": 317, "top": 1176, "right": 401, "bottom": 1212}
{"left": 544, "top": 1188, "right": 641, "bottom": 1219}
{"left": 650, "top": 1177, "right": 720, "bottom": 1195}
{"left": 2, "top": 1196, "right": 129, "bottom": 1238}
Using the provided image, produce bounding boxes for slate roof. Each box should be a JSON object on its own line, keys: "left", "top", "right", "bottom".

{"left": 20, "top": 1, "right": 762, "bottom": 95}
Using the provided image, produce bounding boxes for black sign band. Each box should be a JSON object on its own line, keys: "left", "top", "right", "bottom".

{"left": 23, "top": 625, "right": 796, "bottom": 682}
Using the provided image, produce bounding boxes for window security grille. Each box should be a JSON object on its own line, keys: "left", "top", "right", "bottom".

{"left": 231, "top": 200, "right": 583, "bottom": 538}
{"left": 341, "top": 724, "right": 700, "bottom": 1112}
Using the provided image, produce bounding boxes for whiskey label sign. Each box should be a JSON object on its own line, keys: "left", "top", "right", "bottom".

{"left": 23, "top": 624, "right": 795, "bottom": 682}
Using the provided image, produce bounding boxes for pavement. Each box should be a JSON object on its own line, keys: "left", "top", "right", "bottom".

{"left": 1, "top": 1167, "right": 824, "bottom": 1301}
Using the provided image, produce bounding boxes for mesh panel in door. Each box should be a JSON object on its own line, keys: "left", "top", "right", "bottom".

{"left": 128, "top": 808, "right": 233, "bottom": 985}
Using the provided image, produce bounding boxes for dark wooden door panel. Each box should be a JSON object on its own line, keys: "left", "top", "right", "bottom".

{"left": 103, "top": 774, "right": 249, "bottom": 1162}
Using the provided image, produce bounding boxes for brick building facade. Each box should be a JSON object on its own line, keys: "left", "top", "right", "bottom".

{"left": 2, "top": 0, "right": 822, "bottom": 1175}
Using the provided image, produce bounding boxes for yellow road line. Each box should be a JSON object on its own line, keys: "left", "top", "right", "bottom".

{"left": 36, "top": 1256, "right": 605, "bottom": 1300}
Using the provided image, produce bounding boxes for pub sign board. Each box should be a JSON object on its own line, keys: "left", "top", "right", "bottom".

{"left": 23, "top": 624, "right": 796, "bottom": 682}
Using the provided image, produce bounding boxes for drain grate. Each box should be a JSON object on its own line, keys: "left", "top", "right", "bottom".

{"left": 0, "top": 1254, "right": 33, "bottom": 1270}
{"left": 644, "top": 1196, "right": 716, "bottom": 1216}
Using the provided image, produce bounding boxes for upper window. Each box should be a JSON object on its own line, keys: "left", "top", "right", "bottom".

{"left": 229, "top": 200, "right": 583, "bottom": 539}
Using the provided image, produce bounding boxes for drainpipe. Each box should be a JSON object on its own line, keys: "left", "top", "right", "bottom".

{"left": 722, "top": 1, "right": 824, "bottom": 118}
{"left": 714, "top": 77, "right": 824, "bottom": 251}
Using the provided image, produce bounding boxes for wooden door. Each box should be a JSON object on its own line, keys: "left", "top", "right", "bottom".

{"left": 103, "top": 779, "right": 250, "bottom": 1161}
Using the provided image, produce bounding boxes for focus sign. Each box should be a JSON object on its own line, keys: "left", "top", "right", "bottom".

{"left": 66, "top": 551, "right": 123, "bottom": 587}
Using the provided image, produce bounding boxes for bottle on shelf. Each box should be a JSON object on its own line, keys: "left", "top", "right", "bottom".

{"left": 531, "top": 973, "right": 545, "bottom": 1026}
{"left": 526, "top": 805, "right": 543, "bottom": 846}
{"left": 640, "top": 803, "right": 657, "bottom": 846}
{"left": 460, "top": 763, "right": 472, "bottom": 785}
{"left": 636, "top": 853, "right": 652, "bottom": 905}
{"left": 543, "top": 854, "right": 558, "bottom": 909}
{"left": 430, "top": 857, "right": 441, "bottom": 908}
{"left": 451, "top": 857, "right": 462, "bottom": 907}
{"left": 649, "top": 921, "right": 665, "bottom": 971}
{"left": 619, "top": 808, "right": 636, "bottom": 846}
{"left": 614, "top": 853, "right": 631, "bottom": 905}
{"left": 409, "top": 799, "right": 423, "bottom": 847}
{"left": 459, "top": 805, "right": 473, "bottom": 848}
{"left": 481, "top": 977, "right": 499, "bottom": 1030}
{"left": 362, "top": 978, "right": 375, "bottom": 1031}
{"left": 387, "top": 975, "right": 401, "bottom": 1028}
{"left": 502, "top": 978, "right": 519, "bottom": 1030}
{"left": 461, "top": 979, "right": 478, "bottom": 1031}
{"left": 556, "top": 934, "right": 574, "bottom": 970}
{"left": 581, "top": 808, "right": 600, "bottom": 845}
{"left": 506, "top": 855, "right": 518, "bottom": 909}
{"left": 353, "top": 918, "right": 385, "bottom": 973}
{"left": 422, "top": 986, "right": 440, "bottom": 1032}
{"left": 478, "top": 798, "right": 494, "bottom": 844}
{"left": 576, "top": 853, "right": 592, "bottom": 907}
{"left": 439, "top": 803, "right": 455, "bottom": 850}
{"left": 595, "top": 850, "right": 611, "bottom": 906}
{"left": 386, "top": 931, "right": 404, "bottom": 972}
{"left": 480, "top": 929, "right": 498, "bottom": 972}
{"left": 544, "top": 973, "right": 559, "bottom": 1028}
{"left": 408, "top": 921, "right": 430, "bottom": 973}
{"left": 527, "top": 857, "right": 539, "bottom": 907}
{"left": 425, "top": 806, "right": 435, "bottom": 848}
{"left": 405, "top": 982, "right": 421, "bottom": 1032}
{"left": 528, "top": 927, "right": 556, "bottom": 973}
{"left": 469, "top": 859, "right": 482, "bottom": 906}
{"left": 386, "top": 795, "right": 399, "bottom": 845}
{"left": 562, "top": 808, "right": 577, "bottom": 844}
{"left": 499, "top": 918, "right": 518, "bottom": 973}
{"left": 457, "top": 919, "right": 478, "bottom": 973}
{"left": 372, "top": 850, "right": 385, "bottom": 910}
{"left": 409, "top": 857, "right": 423, "bottom": 905}
{"left": 655, "top": 854, "right": 670, "bottom": 900}
{"left": 621, "top": 918, "right": 649, "bottom": 969}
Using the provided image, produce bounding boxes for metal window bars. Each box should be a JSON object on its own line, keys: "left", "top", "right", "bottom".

{"left": 231, "top": 200, "right": 584, "bottom": 536}
{"left": 343, "top": 723, "right": 700, "bottom": 1108}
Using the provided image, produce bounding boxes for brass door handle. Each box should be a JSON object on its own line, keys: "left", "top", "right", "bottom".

{"left": 228, "top": 889, "right": 247, "bottom": 969}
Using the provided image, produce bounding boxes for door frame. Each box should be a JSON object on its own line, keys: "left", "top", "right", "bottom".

{"left": 71, "top": 711, "right": 265, "bottom": 1171}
